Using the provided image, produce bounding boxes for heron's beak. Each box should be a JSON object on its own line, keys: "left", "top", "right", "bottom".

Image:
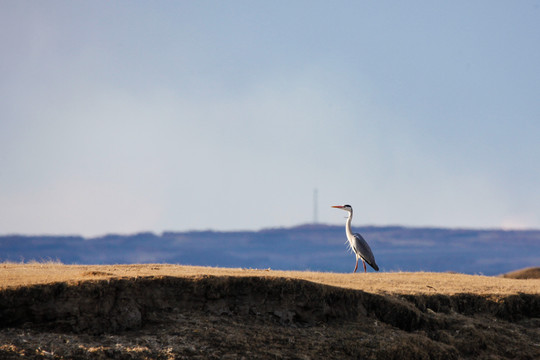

{"left": 331, "top": 205, "right": 343, "bottom": 209}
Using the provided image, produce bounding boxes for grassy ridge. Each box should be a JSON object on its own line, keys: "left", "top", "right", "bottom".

{"left": 501, "top": 266, "right": 540, "bottom": 279}
{"left": 0, "top": 264, "right": 539, "bottom": 359}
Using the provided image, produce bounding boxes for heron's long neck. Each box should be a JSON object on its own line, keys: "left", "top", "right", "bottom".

{"left": 345, "top": 211, "right": 353, "bottom": 238}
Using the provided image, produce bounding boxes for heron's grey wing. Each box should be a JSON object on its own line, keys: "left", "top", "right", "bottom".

{"left": 352, "top": 233, "right": 379, "bottom": 271}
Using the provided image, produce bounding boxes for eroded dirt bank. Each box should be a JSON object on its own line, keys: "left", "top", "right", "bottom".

{"left": 0, "top": 273, "right": 539, "bottom": 359}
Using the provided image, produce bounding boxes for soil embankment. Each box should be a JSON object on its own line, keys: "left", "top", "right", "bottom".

{"left": 0, "top": 263, "right": 539, "bottom": 359}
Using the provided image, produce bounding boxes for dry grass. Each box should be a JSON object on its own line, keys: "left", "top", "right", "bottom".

{"left": 501, "top": 266, "right": 540, "bottom": 279}
{"left": 1, "top": 262, "right": 540, "bottom": 359}
{"left": 1, "top": 262, "right": 539, "bottom": 296}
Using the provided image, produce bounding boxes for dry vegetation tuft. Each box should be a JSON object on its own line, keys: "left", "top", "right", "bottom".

{"left": 501, "top": 266, "right": 540, "bottom": 279}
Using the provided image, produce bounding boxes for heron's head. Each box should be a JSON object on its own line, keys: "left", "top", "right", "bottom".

{"left": 331, "top": 204, "right": 353, "bottom": 213}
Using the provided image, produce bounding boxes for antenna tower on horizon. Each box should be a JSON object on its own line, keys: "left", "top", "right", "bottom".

{"left": 313, "top": 188, "right": 318, "bottom": 224}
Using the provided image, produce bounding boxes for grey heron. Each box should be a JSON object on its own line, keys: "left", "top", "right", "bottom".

{"left": 332, "top": 204, "right": 379, "bottom": 273}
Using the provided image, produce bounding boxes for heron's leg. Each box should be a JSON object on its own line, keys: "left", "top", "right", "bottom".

{"left": 354, "top": 258, "right": 359, "bottom": 273}
{"left": 362, "top": 260, "right": 367, "bottom": 273}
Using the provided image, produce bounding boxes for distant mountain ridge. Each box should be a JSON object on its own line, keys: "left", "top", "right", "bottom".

{"left": 1, "top": 224, "right": 539, "bottom": 275}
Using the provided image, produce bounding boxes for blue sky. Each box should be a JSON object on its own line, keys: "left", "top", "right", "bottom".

{"left": 1, "top": 1, "right": 539, "bottom": 236}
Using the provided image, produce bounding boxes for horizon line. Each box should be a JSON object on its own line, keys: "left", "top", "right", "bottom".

{"left": 1, "top": 222, "right": 539, "bottom": 239}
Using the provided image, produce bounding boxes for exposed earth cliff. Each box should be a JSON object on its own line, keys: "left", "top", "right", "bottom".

{"left": 0, "top": 264, "right": 539, "bottom": 359}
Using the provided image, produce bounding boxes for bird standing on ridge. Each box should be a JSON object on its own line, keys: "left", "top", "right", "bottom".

{"left": 332, "top": 204, "right": 379, "bottom": 273}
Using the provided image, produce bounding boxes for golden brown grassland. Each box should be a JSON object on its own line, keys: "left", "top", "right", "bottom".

{"left": 0, "top": 263, "right": 539, "bottom": 359}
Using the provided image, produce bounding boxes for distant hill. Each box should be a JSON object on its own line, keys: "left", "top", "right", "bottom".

{"left": 1, "top": 224, "right": 539, "bottom": 275}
